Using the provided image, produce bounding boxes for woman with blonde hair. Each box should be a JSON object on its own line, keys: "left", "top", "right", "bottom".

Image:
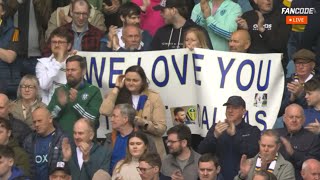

{"left": 112, "top": 131, "right": 150, "bottom": 180}
{"left": 184, "top": 27, "right": 210, "bottom": 50}
{"left": 9, "top": 75, "right": 46, "bottom": 129}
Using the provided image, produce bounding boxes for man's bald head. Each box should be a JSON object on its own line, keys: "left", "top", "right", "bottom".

{"left": 283, "top": 104, "right": 305, "bottom": 133}
{"left": 301, "top": 159, "right": 320, "bottom": 180}
{"left": 229, "top": 30, "right": 251, "bottom": 53}
{"left": 0, "top": 94, "right": 9, "bottom": 105}
{"left": 32, "top": 107, "right": 55, "bottom": 136}
{"left": 0, "top": 94, "right": 10, "bottom": 119}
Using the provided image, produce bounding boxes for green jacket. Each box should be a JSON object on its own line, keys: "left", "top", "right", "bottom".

{"left": 8, "top": 138, "right": 31, "bottom": 177}
{"left": 48, "top": 81, "right": 102, "bottom": 135}
{"left": 191, "top": 0, "right": 242, "bottom": 51}
{"left": 68, "top": 142, "right": 110, "bottom": 180}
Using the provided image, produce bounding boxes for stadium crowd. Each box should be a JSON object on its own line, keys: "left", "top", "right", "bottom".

{"left": 0, "top": 0, "right": 320, "bottom": 179}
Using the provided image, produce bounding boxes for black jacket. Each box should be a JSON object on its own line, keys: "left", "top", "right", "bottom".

{"left": 276, "top": 127, "right": 320, "bottom": 180}
{"left": 9, "top": 114, "right": 32, "bottom": 146}
{"left": 242, "top": 9, "right": 290, "bottom": 68}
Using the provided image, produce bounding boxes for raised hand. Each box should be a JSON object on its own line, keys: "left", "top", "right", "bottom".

{"left": 200, "top": 0, "right": 211, "bottom": 18}
{"left": 236, "top": 17, "right": 249, "bottom": 30}
{"left": 280, "top": 136, "right": 294, "bottom": 156}
{"left": 79, "top": 142, "right": 91, "bottom": 162}
{"left": 256, "top": 10, "right": 265, "bottom": 33}
{"left": 171, "top": 170, "right": 184, "bottom": 180}
{"left": 287, "top": 81, "right": 303, "bottom": 101}
{"left": 69, "top": 88, "right": 78, "bottom": 103}
{"left": 226, "top": 119, "right": 236, "bottom": 136}
{"left": 140, "top": 0, "right": 151, "bottom": 12}
{"left": 239, "top": 154, "right": 252, "bottom": 178}
{"left": 115, "top": 74, "right": 125, "bottom": 88}
{"left": 57, "top": 88, "right": 68, "bottom": 106}
{"left": 305, "top": 119, "right": 320, "bottom": 134}
{"left": 214, "top": 121, "right": 229, "bottom": 138}
{"left": 62, "top": 138, "right": 72, "bottom": 162}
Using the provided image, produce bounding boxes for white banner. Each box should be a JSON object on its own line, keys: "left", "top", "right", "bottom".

{"left": 78, "top": 48, "right": 284, "bottom": 138}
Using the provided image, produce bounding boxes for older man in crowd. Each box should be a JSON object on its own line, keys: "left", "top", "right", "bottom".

{"left": 236, "top": 130, "right": 295, "bottom": 180}
{"left": 198, "top": 96, "right": 260, "bottom": 180}
{"left": 62, "top": 118, "right": 110, "bottom": 180}
{"left": 276, "top": 104, "right": 320, "bottom": 179}
{"left": 301, "top": 159, "right": 320, "bottom": 180}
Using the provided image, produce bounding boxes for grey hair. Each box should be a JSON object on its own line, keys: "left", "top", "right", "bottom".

{"left": 114, "top": 103, "right": 136, "bottom": 126}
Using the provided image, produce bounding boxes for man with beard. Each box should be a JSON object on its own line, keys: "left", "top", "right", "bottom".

{"left": 198, "top": 96, "right": 260, "bottom": 180}
{"left": 48, "top": 55, "right": 102, "bottom": 136}
{"left": 235, "top": 130, "right": 295, "bottom": 180}
{"left": 161, "top": 124, "right": 201, "bottom": 180}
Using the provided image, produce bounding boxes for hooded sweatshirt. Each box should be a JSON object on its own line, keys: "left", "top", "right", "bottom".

{"left": 151, "top": 19, "right": 213, "bottom": 50}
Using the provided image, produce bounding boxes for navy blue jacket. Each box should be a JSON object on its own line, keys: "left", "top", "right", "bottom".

{"left": 198, "top": 120, "right": 260, "bottom": 180}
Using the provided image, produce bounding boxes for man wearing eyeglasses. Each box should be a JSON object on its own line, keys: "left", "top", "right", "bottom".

{"left": 161, "top": 124, "right": 201, "bottom": 180}
{"left": 36, "top": 28, "right": 72, "bottom": 105}
{"left": 276, "top": 49, "right": 317, "bottom": 126}
{"left": 138, "top": 152, "right": 171, "bottom": 180}
{"left": 45, "top": 0, "right": 106, "bottom": 42}
{"left": 42, "top": 0, "right": 104, "bottom": 56}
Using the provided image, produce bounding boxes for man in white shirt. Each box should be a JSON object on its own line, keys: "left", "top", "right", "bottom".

{"left": 36, "top": 28, "right": 72, "bottom": 104}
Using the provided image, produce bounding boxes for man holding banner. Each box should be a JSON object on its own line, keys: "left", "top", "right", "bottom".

{"left": 198, "top": 96, "right": 260, "bottom": 180}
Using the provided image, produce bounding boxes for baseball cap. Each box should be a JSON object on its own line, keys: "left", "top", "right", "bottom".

{"left": 293, "top": 49, "right": 316, "bottom": 63}
{"left": 50, "top": 161, "right": 71, "bottom": 176}
{"left": 223, "top": 96, "right": 246, "bottom": 108}
{"left": 153, "top": 0, "right": 186, "bottom": 11}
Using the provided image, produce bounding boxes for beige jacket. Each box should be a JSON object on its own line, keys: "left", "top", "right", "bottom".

{"left": 9, "top": 99, "right": 46, "bottom": 129}
{"left": 45, "top": 4, "right": 106, "bottom": 41}
{"left": 100, "top": 89, "right": 167, "bottom": 157}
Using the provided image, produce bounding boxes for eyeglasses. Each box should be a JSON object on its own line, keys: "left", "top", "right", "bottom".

{"left": 73, "top": 12, "right": 89, "bottom": 17}
{"left": 50, "top": 41, "right": 68, "bottom": 45}
{"left": 20, "top": 85, "right": 35, "bottom": 90}
{"left": 294, "top": 61, "right": 312, "bottom": 66}
{"left": 136, "top": 166, "right": 153, "bottom": 174}
{"left": 165, "top": 140, "right": 181, "bottom": 145}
